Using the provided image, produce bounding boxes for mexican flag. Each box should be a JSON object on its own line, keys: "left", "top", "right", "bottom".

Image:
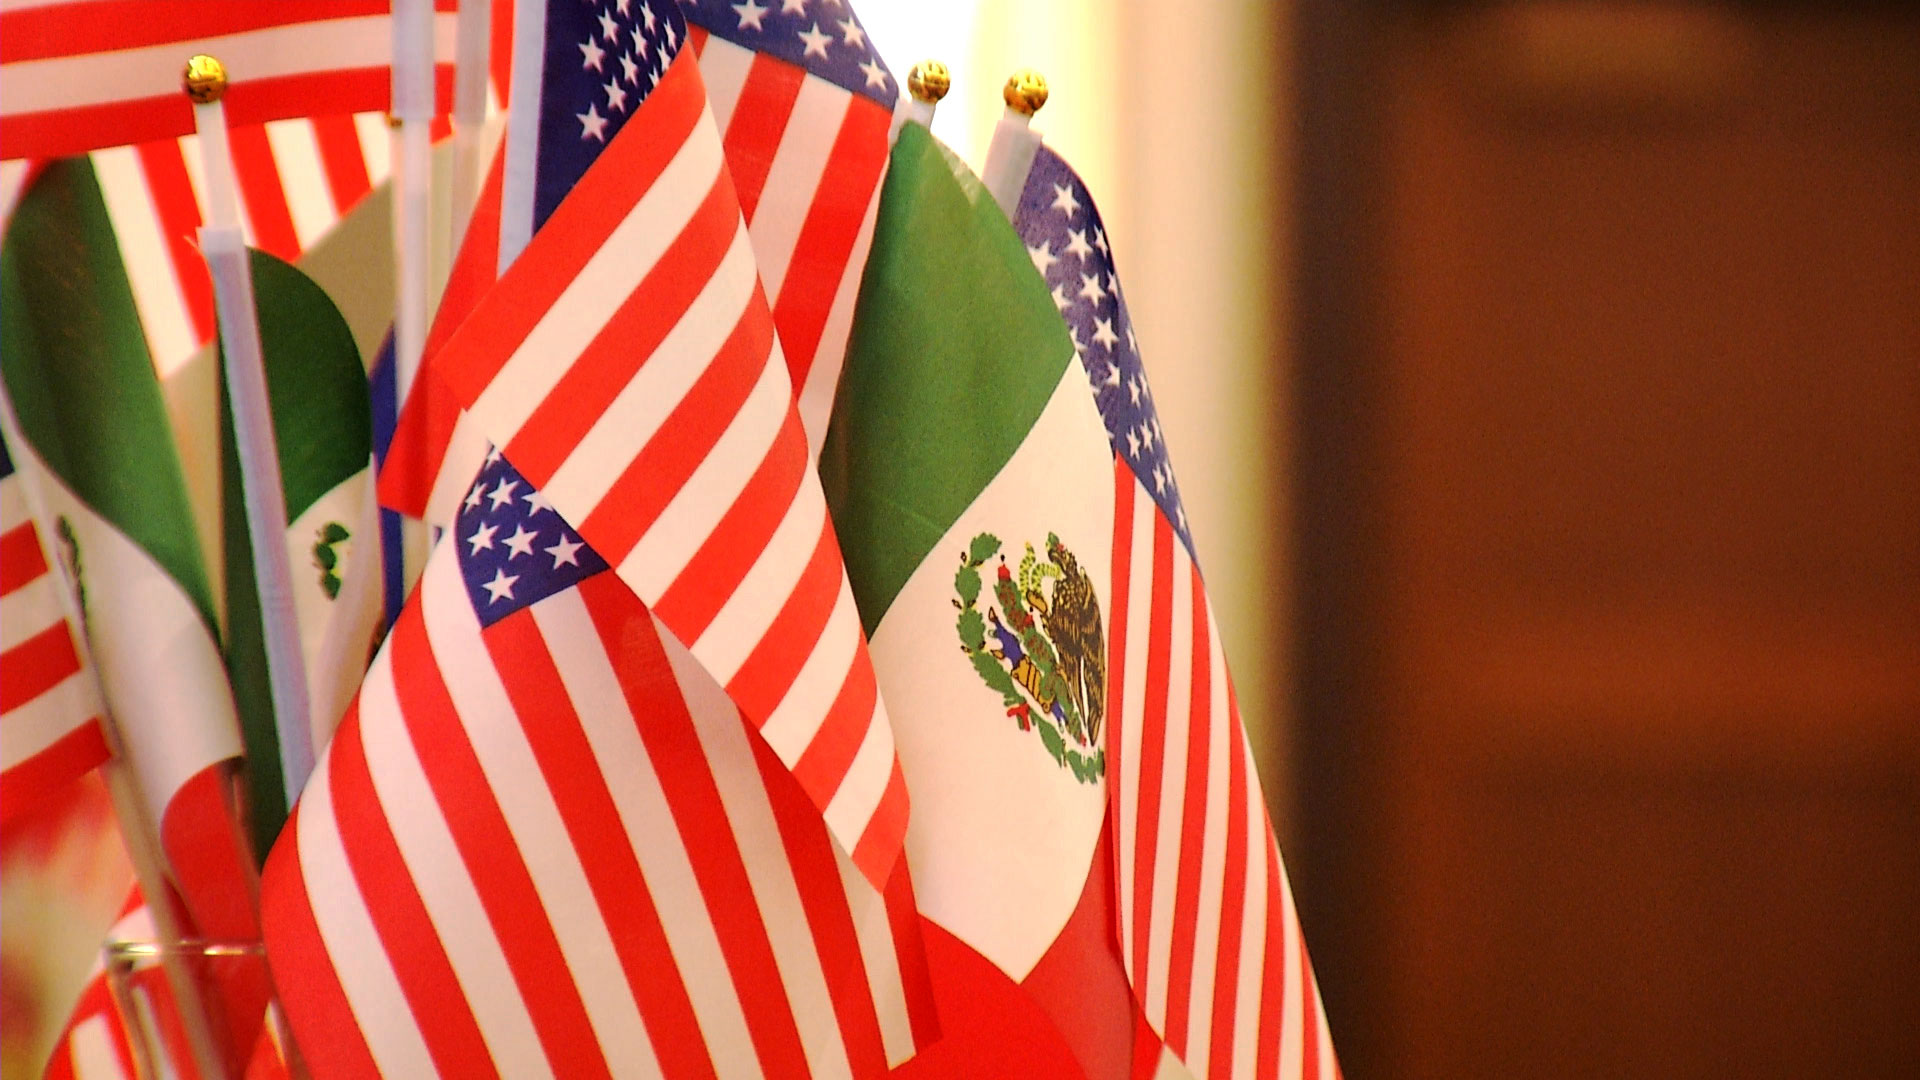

{"left": 821, "top": 123, "right": 1135, "bottom": 1075}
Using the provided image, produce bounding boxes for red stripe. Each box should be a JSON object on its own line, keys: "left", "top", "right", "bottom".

{"left": 788, "top": 642, "right": 876, "bottom": 808}
{"left": 311, "top": 114, "right": 373, "bottom": 214}
{"left": 1300, "top": 935, "right": 1321, "bottom": 1080}
{"left": 689, "top": 26, "right": 709, "bottom": 56}
{"left": 848, "top": 761, "right": 909, "bottom": 891}
{"left": 1162, "top": 559, "right": 1214, "bottom": 1054}
{"left": 1131, "top": 1007, "right": 1167, "bottom": 1080}
{"left": 722, "top": 55, "right": 805, "bottom": 222}
{"left": 324, "top": 707, "right": 499, "bottom": 1078}
{"left": 227, "top": 123, "right": 302, "bottom": 259}
{"left": 1106, "top": 461, "right": 1135, "bottom": 886}
{"left": 585, "top": 580, "right": 809, "bottom": 1078}
{"left": 748, "top": 731, "right": 892, "bottom": 1074}
{"left": 0, "top": 720, "right": 107, "bottom": 828}
{"left": 0, "top": 1, "right": 400, "bottom": 61}
{"left": 723, "top": 518, "right": 841, "bottom": 722}
{"left": 1130, "top": 511, "right": 1177, "bottom": 989}
{"left": 1254, "top": 847, "right": 1287, "bottom": 1080}
{"left": 502, "top": 171, "right": 741, "bottom": 484}
{"left": 503, "top": 575, "right": 720, "bottom": 1080}
{"left": 1208, "top": 686, "right": 1252, "bottom": 1080}
{"left": 134, "top": 140, "right": 216, "bottom": 344}
{"left": 388, "top": 596, "right": 612, "bottom": 1079}
{"left": 1, "top": 623, "right": 84, "bottom": 713}
{"left": 767, "top": 97, "right": 889, "bottom": 388}
{"left": 489, "top": 0, "right": 513, "bottom": 100}
{"left": 0, "top": 521, "right": 47, "bottom": 594}
{"left": 643, "top": 390, "right": 803, "bottom": 638}
{"left": 437, "top": 55, "right": 706, "bottom": 403}
{"left": 881, "top": 852, "right": 941, "bottom": 1050}
{"left": 260, "top": 805, "right": 386, "bottom": 1080}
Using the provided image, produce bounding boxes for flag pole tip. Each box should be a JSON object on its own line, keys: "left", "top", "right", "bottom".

{"left": 909, "top": 61, "right": 952, "bottom": 104}
{"left": 1003, "top": 70, "right": 1048, "bottom": 116}
{"left": 182, "top": 55, "right": 228, "bottom": 104}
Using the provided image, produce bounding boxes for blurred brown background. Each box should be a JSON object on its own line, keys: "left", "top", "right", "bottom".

{"left": 1290, "top": 2, "right": 1919, "bottom": 1076}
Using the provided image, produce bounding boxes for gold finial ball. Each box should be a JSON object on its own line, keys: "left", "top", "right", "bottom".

{"left": 907, "top": 60, "right": 951, "bottom": 104}
{"left": 1003, "top": 69, "right": 1048, "bottom": 116}
{"left": 182, "top": 54, "right": 228, "bottom": 104}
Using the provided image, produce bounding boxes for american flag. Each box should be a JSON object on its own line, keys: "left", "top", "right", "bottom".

{"left": 0, "top": 1, "right": 458, "bottom": 161}
{"left": 261, "top": 454, "right": 935, "bottom": 1076}
{"left": 683, "top": 0, "right": 894, "bottom": 456}
{"left": 0, "top": 434, "right": 108, "bottom": 826}
{"left": 1013, "top": 147, "right": 1339, "bottom": 1079}
{"left": 426, "top": 1, "right": 908, "bottom": 888}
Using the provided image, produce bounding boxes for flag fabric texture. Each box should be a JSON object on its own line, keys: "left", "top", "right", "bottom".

{"left": 0, "top": 433, "right": 108, "bottom": 828}
{"left": 818, "top": 120, "right": 1135, "bottom": 1077}
{"left": 0, "top": 1, "right": 458, "bottom": 161}
{"left": 1011, "top": 145, "right": 1338, "bottom": 1079}
{"left": 260, "top": 454, "right": 937, "bottom": 1078}
{"left": 422, "top": 0, "right": 908, "bottom": 887}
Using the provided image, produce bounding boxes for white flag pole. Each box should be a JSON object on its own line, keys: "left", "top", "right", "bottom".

{"left": 979, "top": 70, "right": 1049, "bottom": 218}
{"left": 184, "top": 56, "right": 316, "bottom": 807}
{"left": 449, "top": 0, "right": 494, "bottom": 254}
{"left": 897, "top": 59, "right": 951, "bottom": 136}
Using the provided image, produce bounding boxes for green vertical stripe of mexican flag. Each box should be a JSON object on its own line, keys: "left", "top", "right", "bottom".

{"left": 820, "top": 122, "right": 1076, "bottom": 631}
{"left": 221, "top": 249, "right": 374, "bottom": 853}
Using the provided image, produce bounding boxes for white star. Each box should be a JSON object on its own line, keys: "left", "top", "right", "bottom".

{"left": 482, "top": 568, "right": 519, "bottom": 603}
{"left": 463, "top": 480, "right": 485, "bottom": 512}
{"left": 503, "top": 524, "right": 537, "bottom": 559}
{"left": 1126, "top": 324, "right": 1138, "bottom": 354}
{"left": 1078, "top": 271, "right": 1105, "bottom": 305}
{"left": 797, "top": 21, "right": 832, "bottom": 58}
{"left": 1176, "top": 505, "right": 1187, "bottom": 532}
{"left": 664, "top": 17, "right": 677, "bottom": 49}
{"left": 578, "top": 103, "right": 609, "bottom": 142}
{"left": 619, "top": 50, "right": 641, "bottom": 84}
{"left": 616, "top": 0, "right": 633, "bottom": 14}
{"left": 545, "top": 534, "right": 584, "bottom": 568}
{"left": 732, "top": 0, "right": 768, "bottom": 30}
{"left": 523, "top": 489, "right": 553, "bottom": 516}
{"left": 580, "top": 36, "right": 607, "bottom": 72}
{"left": 1104, "top": 361, "right": 1121, "bottom": 387}
{"left": 859, "top": 56, "right": 889, "bottom": 90}
{"left": 466, "top": 520, "right": 499, "bottom": 554}
{"left": 1065, "top": 228, "right": 1093, "bottom": 260}
{"left": 838, "top": 16, "right": 866, "bottom": 48}
{"left": 1126, "top": 427, "right": 1142, "bottom": 458}
{"left": 1027, "top": 240, "right": 1057, "bottom": 277}
{"left": 1067, "top": 324, "right": 1085, "bottom": 356}
{"left": 1050, "top": 182, "right": 1080, "bottom": 218}
{"left": 1143, "top": 422, "right": 1158, "bottom": 451}
{"left": 1154, "top": 466, "right": 1168, "bottom": 495}
{"left": 1092, "top": 316, "right": 1119, "bottom": 350}
{"left": 640, "top": 2, "right": 658, "bottom": 33}
{"left": 1050, "top": 283, "right": 1071, "bottom": 311}
{"left": 604, "top": 77, "right": 630, "bottom": 112}
{"left": 781, "top": 0, "right": 807, "bottom": 13}
{"left": 1093, "top": 226, "right": 1109, "bottom": 255}
{"left": 597, "top": 10, "right": 620, "bottom": 42}
{"left": 1129, "top": 376, "right": 1143, "bottom": 405}
{"left": 487, "top": 479, "right": 519, "bottom": 511}
{"left": 484, "top": 444, "right": 503, "bottom": 465}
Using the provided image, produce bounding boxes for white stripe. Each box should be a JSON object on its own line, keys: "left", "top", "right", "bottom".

{"left": 89, "top": 144, "right": 197, "bottom": 375}
{"left": 1144, "top": 544, "right": 1195, "bottom": 1025}
{"left": 531, "top": 596, "right": 756, "bottom": 1077}
{"left": 0, "top": 668, "right": 94, "bottom": 769}
{"left": 536, "top": 222, "right": 759, "bottom": 523}
{"left": 0, "top": 14, "right": 458, "bottom": 114}
{"left": 419, "top": 556, "right": 653, "bottom": 1075}
{"left": 795, "top": 180, "right": 880, "bottom": 460}
{"left": 295, "top": 744, "right": 441, "bottom": 1080}
{"left": 1230, "top": 776, "right": 1269, "bottom": 1079}
{"left": 68, "top": 1014, "right": 128, "bottom": 1080}
{"left": 1116, "top": 476, "right": 1157, "bottom": 984}
{"left": 423, "top": 410, "right": 491, "bottom": 531}
{"left": 748, "top": 545, "right": 852, "bottom": 755}
{"left": 663, "top": 622, "right": 855, "bottom": 1080}
{"left": 353, "top": 112, "right": 393, "bottom": 185}
{"left": 692, "top": 478, "right": 826, "bottom": 684}
{"left": 0, "top": 566, "right": 61, "bottom": 650}
{"left": 498, "top": 0, "right": 550, "bottom": 268}
{"left": 469, "top": 118, "right": 724, "bottom": 439}
{"left": 616, "top": 327, "right": 788, "bottom": 594}
{"left": 264, "top": 118, "right": 337, "bottom": 251}
{"left": 1181, "top": 617, "right": 1233, "bottom": 1075}
{"left": 834, "top": 839, "right": 916, "bottom": 1066}
{"left": 743, "top": 77, "right": 849, "bottom": 299}
{"left": 1276, "top": 852, "right": 1305, "bottom": 1080}
{"left": 697, "top": 35, "right": 754, "bottom": 135}
{"left": 820, "top": 697, "right": 894, "bottom": 865}
{"left": 354, "top": 617, "right": 552, "bottom": 1079}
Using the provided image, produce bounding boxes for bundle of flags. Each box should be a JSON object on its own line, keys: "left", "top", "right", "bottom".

{"left": 0, "top": 1, "right": 1337, "bottom": 1078}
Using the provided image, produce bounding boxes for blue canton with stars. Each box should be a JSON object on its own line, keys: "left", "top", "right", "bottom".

{"left": 681, "top": 0, "right": 893, "bottom": 107}
{"left": 1011, "top": 146, "right": 1195, "bottom": 558}
{"left": 457, "top": 452, "right": 611, "bottom": 627}
{"left": 535, "top": 0, "right": 689, "bottom": 230}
